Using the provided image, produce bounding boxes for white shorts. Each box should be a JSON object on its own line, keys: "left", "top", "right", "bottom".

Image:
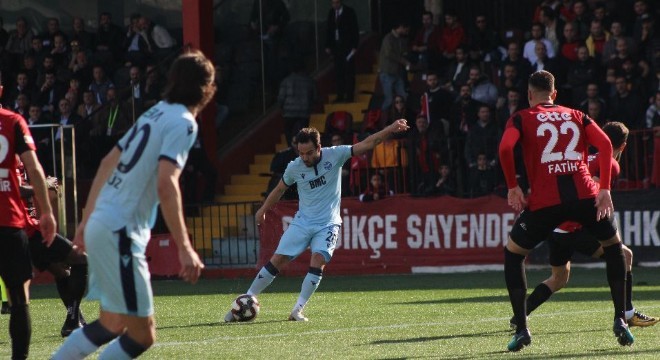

{"left": 275, "top": 222, "right": 340, "bottom": 262}
{"left": 84, "top": 218, "right": 153, "bottom": 317}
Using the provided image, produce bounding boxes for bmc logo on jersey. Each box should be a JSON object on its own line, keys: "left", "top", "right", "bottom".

{"left": 536, "top": 112, "right": 572, "bottom": 122}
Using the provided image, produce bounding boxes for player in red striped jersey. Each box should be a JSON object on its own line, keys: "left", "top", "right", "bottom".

{"left": 499, "top": 71, "right": 632, "bottom": 351}
{"left": 515, "top": 121, "right": 658, "bottom": 329}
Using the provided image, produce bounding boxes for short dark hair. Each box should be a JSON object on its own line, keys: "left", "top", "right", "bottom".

{"left": 296, "top": 127, "right": 321, "bottom": 148}
{"left": 602, "top": 121, "right": 628, "bottom": 149}
{"left": 528, "top": 70, "right": 555, "bottom": 92}
{"left": 162, "top": 50, "right": 216, "bottom": 108}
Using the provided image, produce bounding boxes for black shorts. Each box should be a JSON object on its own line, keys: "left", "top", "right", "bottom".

{"left": 548, "top": 229, "right": 602, "bottom": 266}
{"left": 0, "top": 227, "right": 32, "bottom": 287}
{"left": 29, "top": 232, "right": 74, "bottom": 271}
{"left": 510, "top": 198, "right": 617, "bottom": 250}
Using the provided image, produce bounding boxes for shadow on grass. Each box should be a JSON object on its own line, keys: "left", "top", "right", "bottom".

{"left": 369, "top": 329, "right": 510, "bottom": 345}
{"left": 476, "top": 348, "right": 658, "bottom": 359}
{"left": 157, "top": 319, "right": 288, "bottom": 330}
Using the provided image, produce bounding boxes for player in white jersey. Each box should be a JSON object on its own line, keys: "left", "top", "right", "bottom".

{"left": 52, "top": 50, "right": 212, "bottom": 359}
{"left": 225, "top": 120, "right": 409, "bottom": 322}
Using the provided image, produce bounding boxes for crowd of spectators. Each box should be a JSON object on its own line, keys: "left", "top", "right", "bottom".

{"left": 321, "top": 0, "right": 659, "bottom": 198}
{"left": 0, "top": 13, "right": 174, "bottom": 179}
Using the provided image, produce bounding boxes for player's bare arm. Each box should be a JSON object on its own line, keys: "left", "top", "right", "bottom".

{"left": 157, "top": 159, "right": 204, "bottom": 284}
{"left": 584, "top": 123, "right": 614, "bottom": 220}
{"left": 256, "top": 179, "right": 289, "bottom": 226}
{"left": 20, "top": 150, "right": 57, "bottom": 245}
{"left": 352, "top": 119, "right": 409, "bottom": 156}
{"left": 498, "top": 126, "right": 526, "bottom": 211}
{"left": 74, "top": 146, "right": 121, "bottom": 252}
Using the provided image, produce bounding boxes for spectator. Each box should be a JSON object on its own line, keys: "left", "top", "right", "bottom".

{"left": 359, "top": 173, "right": 393, "bottom": 202}
{"left": 433, "top": 163, "right": 457, "bottom": 196}
{"left": 501, "top": 41, "right": 532, "bottom": 81}
{"left": 125, "top": 65, "right": 146, "bottom": 116}
{"left": 88, "top": 65, "right": 114, "bottom": 104}
{"left": 449, "top": 83, "right": 480, "bottom": 139}
{"left": 49, "top": 34, "right": 69, "bottom": 70}
{"left": 571, "top": 0, "right": 591, "bottom": 40}
{"left": 444, "top": 45, "right": 471, "bottom": 91}
{"left": 249, "top": 0, "right": 290, "bottom": 88}
{"left": 139, "top": 15, "right": 176, "bottom": 60}
{"left": 95, "top": 12, "right": 124, "bottom": 67}
{"left": 124, "top": 13, "right": 151, "bottom": 68}
{"left": 77, "top": 89, "right": 100, "bottom": 118}
{"left": 467, "top": 65, "right": 498, "bottom": 107}
{"left": 90, "top": 87, "right": 132, "bottom": 167}
{"left": 266, "top": 135, "right": 299, "bottom": 200}
{"left": 467, "top": 152, "right": 498, "bottom": 198}
{"left": 382, "top": 95, "right": 414, "bottom": 130}
{"left": 592, "top": 1, "right": 612, "bottom": 30}
{"left": 28, "top": 36, "right": 47, "bottom": 66}
{"left": 325, "top": 0, "right": 359, "bottom": 103}
{"left": 585, "top": 19, "right": 610, "bottom": 60}
{"left": 586, "top": 99, "right": 608, "bottom": 126}
{"left": 0, "top": 17, "right": 7, "bottom": 48}
{"left": 3, "top": 72, "right": 33, "bottom": 109}
{"left": 69, "top": 17, "right": 94, "bottom": 52}
{"left": 13, "top": 94, "right": 30, "bottom": 120}
{"left": 539, "top": 6, "right": 564, "bottom": 53}
{"left": 52, "top": 98, "right": 81, "bottom": 178}
{"left": 408, "top": 114, "right": 443, "bottom": 196}
{"left": 277, "top": 59, "right": 317, "bottom": 146}
{"left": 34, "top": 70, "right": 65, "bottom": 116}
{"left": 467, "top": 14, "right": 500, "bottom": 63}
{"left": 606, "top": 37, "right": 635, "bottom": 74}
{"left": 378, "top": 21, "right": 410, "bottom": 110}
{"left": 602, "top": 20, "right": 635, "bottom": 67}
{"left": 530, "top": 41, "right": 563, "bottom": 82}
{"left": 464, "top": 104, "right": 501, "bottom": 169}
{"left": 40, "top": 17, "right": 67, "bottom": 52}
{"left": 21, "top": 54, "right": 39, "bottom": 87}
{"left": 523, "top": 22, "right": 556, "bottom": 65}
{"left": 70, "top": 51, "right": 93, "bottom": 90}
{"left": 632, "top": 0, "right": 652, "bottom": 41}
{"left": 608, "top": 76, "right": 644, "bottom": 130}
{"left": 5, "top": 17, "right": 33, "bottom": 57}
{"left": 566, "top": 45, "right": 601, "bottom": 106}
{"left": 143, "top": 64, "right": 163, "bottom": 108}
{"left": 498, "top": 63, "right": 525, "bottom": 96}
{"left": 439, "top": 10, "right": 466, "bottom": 66}
{"left": 578, "top": 82, "right": 607, "bottom": 115}
{"left": 410, "top": 11, "right": 442, "bottom": 71}
{"left": 420, "top": 71, "right": 453, "bottom": 135}
{"left": 558, "top": 21, "right": 581, "bottom": 64}
{"left": 647, "top": 91, "right": 660, "bottom": 187}
{"left": 496, "top": 88, "right": 523, "bottom": 131}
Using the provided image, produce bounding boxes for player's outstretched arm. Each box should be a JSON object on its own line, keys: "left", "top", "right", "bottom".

{"left": 157, "top": 159, "right": 204, "bottom": 284}
{"left": 20, "top": 150, "right": 57, "bottom": 246}
{"left": 352, "top": 119, "right": 409, "bottom": 156}
{"left": 256, "top": 179, "right": 289, "bottom": 226}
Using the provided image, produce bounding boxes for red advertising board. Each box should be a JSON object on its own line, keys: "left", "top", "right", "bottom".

{"left": 259, "top": 195, "right": 517, "bottom": 276}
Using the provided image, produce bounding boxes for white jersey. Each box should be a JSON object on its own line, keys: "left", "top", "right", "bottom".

{"left": 90, "top": 101, "right": 197, "bottom": 245}
{"left": 282, "top": 145, "right": 352, "bottom": 226}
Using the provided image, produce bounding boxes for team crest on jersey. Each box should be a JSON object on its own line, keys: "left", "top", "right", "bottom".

{"left": 323, "top": 161, "right": 332, "bottom": 170}
{"left": 301, "top": 173, "right": 305, "bottom": 179}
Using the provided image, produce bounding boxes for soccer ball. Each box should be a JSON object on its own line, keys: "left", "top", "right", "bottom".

{"left": 230, "top": 294, "right": 260, "bottom": 322}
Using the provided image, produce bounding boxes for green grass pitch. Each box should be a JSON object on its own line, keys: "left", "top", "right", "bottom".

{"left": 2, "top": 268, "right": 659, "bottom": 359}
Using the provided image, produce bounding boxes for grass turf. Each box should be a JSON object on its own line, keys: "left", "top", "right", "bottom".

{"left": 2, "top": 267, "right": 659, "bottom": 359}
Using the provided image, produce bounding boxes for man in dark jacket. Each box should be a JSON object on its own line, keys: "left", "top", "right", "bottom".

{"left": 325, "top": 0, "right": 359, "bottom": 103}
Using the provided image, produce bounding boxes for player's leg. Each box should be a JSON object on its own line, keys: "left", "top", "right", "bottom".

{"left": 289, "top": 224, "right": 338, "bottom": 321}
{"left": 525, "top": 231, "right": 574, "bottom": 320}
{"left": 0, "top": 227, "right": 34, "bottom": 360}
{"left": 592, "top": 245, "right": 659, "bottom": 327}
{"left": 0, "top": 276, "right": 9, "bottom": 314}
{"left": 505, "top": 208, "right": 558, "bottom": 351}
{"left": 225, "top": 222, "right": 309, "bottom": 322}
{"left": 97, "top": 312, "right": 154, "bottom": 359}
{"left": 581, "top": 205, "right": 632, "bottom": 346}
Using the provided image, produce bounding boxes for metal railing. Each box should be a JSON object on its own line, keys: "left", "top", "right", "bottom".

{"left": 184, "top": 202, "right": 262, "bottom": 267}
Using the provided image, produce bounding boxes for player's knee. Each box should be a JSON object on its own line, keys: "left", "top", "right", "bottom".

{"left": 48, "top": 263, "right": 71, "bottom": 279}
{"left": 66, "top": 250, "right": 87, "bottom": 265}
{"left": 8, "top": 286, "right": 28, "bottom": 306}
{"left": 310, "top": 252, "right": 327, "bottom": 268}
{"left": 622, "top": 245, "right": 633, "bottom": 269}
{"left": 269, "top": 254, "right": 290, "bottom": 271}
